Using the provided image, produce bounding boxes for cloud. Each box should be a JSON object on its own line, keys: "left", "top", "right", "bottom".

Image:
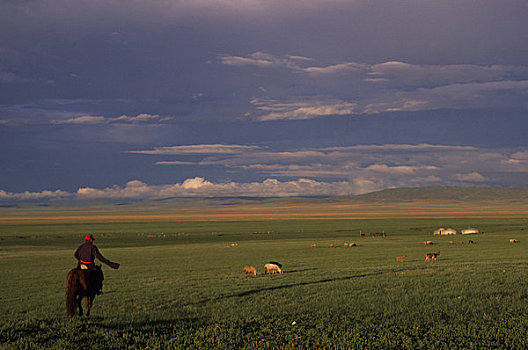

{"left": 302, "top": 62, "right": 367, "bottom": 75}
{"left": 368, "top": 61, "right": 528, "bottom": 87}
{"left": 128, "top": 142, "right": 527, "bottom": 188}
{"left": 221, "top": 53, "right": 528, "bottom": 116}
{"left": 251, "top": 99, "right": 357, "bottom": 121}
{"left": 51, "top": 113, "right": 172, "bottom": 125}
{"left": 127, "top": 144, "right": 261, "bottom": 155}
{"left": 0, "top": 189, "right": 72, "bottom": 201}
{"left": 452, "top": 172, "right": 487, "bottom": 182}
{"left": 4, "top": 144, "right": 527, "bottom": 201}
{"left": 52, "top": 115, "right": 106, "bottom": 125}
{"left": 510, "top": 151, "right": 528, "bottom": 160}
{"left": 220, "top": 52, "right": 300, "bottom": 70}
{"left": 73, "top": 177, "right": 380, "bottom": 199}
{"left": 221, "top": 53, "right": 528, "bottom": 85}
{"left": 321, "top": 144, "right": 477, "bottom": 152}
{"left": 364, "top": 164, "right": 438, "bottom": 175}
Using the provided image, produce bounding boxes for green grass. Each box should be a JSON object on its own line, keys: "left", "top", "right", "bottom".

{"left": 1, "top": 218, "right": 527, "bottom": 349}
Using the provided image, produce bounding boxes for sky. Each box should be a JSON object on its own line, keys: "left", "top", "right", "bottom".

{"left": 1, "top": 0, "right": 528, "bottom": 200}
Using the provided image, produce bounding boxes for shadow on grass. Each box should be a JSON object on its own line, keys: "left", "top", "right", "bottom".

{"left": 191, "top": 271, "right": 383, "bottom": 305}
{"left": 283, "top": 267, "right": 318, "bottom": 274}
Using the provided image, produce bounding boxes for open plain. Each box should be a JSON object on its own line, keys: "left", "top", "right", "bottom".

{"left": 1, "top": 188, "right": 527, "bottom": 348}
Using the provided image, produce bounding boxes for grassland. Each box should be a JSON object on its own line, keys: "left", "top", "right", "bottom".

{"left": 1, "top": 192, "right": 528, "bottom": 348}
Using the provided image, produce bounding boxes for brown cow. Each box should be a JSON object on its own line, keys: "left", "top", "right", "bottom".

{"left": 396, "top": 256, "right": 407, "bottom": 263}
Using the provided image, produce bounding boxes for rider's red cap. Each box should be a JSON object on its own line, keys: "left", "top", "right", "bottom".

{"left": 85, "top": 234, "right": 94, "bottom": 241}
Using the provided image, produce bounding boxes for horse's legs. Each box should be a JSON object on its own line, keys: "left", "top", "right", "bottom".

{"left": 75, "top": 296, "right": 83, "bottom": 316}
{"left": 86, "top": 295, "right": 94, "bottom": 316}
{"left": 85, "top": 296, "right": 91, "bottom": 316}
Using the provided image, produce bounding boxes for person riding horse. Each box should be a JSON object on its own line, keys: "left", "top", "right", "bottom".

{"left": 75, "top": 234, "right": 120, "bottom": 270}
{"left": 74, "top": 234, "right": 119, "bottom": 294}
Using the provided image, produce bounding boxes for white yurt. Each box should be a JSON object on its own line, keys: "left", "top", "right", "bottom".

{"left": 433, "top": 228, "right": 457, "bottom": 235}
{"left": 433, "top": 228, "right": 445, "bottom": 235}
{"left": 441, "top": 228, "right": 457, "bottom": 235}
{"left": 461, "top": 228, "right": 479, "bottom": 235}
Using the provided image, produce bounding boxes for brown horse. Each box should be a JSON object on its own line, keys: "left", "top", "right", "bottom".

{"left": 66, "top": 265, "right": 104, "bottom": 317}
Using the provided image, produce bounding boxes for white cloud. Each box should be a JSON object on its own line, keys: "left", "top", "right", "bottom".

{"left": 321, "top": 144, "right": 477, "bottom": 152}
{"left": 453, "top": 172, "right": 487, "bottom": 182}
{"left": 53, "top": 115, "right": 106, "bottom": 125}
{"left": 0, "top": 189, "right": 72, "bottom": 200}
{"left": 302, "top": 62, "right": 367, "bottom": 74}
{"left": 251, "top": 99, "right": 357, "bottom": 121}
{"left": 220, "top": 52, "right": 300, "bottom": 69}
{"left": 74, "top": 177, "right": 379, "bottom": 199}
{"left": 50, "top": 113, "right": 172, "bottom": 125}
{"left": 128, "top": 144, "right": 261, "bottom": 155}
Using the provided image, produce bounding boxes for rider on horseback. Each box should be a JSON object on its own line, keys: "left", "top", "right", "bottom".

{"left": 75, "top": 234, "right": 120, "bottom": 294}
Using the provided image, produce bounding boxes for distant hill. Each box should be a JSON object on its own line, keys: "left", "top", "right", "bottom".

{"left": 1, "top": 186, "right": 528, "bottom": 214}
{"left": 351, "top": 186, "right": 528, "bottom": 203}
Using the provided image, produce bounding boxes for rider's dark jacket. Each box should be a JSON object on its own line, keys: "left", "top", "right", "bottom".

{"left": 74, "top": 241, "right": 113, "bottom": 266}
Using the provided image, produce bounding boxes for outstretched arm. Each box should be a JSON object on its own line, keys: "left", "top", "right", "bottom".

{"left": 93, "top": 246, "right": 120, "bottom": 269}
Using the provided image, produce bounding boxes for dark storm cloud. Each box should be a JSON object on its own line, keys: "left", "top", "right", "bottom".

{"left": 2, "top": 0, "right": 528, "bottom": 198}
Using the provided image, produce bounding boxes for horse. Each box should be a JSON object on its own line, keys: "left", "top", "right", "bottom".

{"left": 264, "top": 262, "right": 283, "bottom": 274}
{"left": 66, "top": 265, "right": 104, "bottom": 317}
{"left": 244, "top": 266, "right": 257, "bottom": 276}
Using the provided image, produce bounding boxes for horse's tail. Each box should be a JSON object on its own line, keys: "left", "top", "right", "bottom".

{"left": 66, "top": 269, "right": 78, "bottom": 317}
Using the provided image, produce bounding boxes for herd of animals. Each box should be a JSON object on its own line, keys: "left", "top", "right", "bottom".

{"left": 239, "top": 230, "right": 521, "bottom": 275}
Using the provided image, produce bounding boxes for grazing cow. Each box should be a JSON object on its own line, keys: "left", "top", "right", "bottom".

{"left": 449, "top": 241, "right": 454, "bottom": 244}
{"left": 311, "top": 244, "right": 317, "bottom": 248}
{"left": 244, "top": 266, "right": 257, "bottom": 276}
{"left": 349, "top": 242, "right": 357, "bottom": 247}
{"left": 424, "top": 241, "right": 434, "bottom": 245}
{"left": 231, "top": 243, "right": 238, "bottom": 247}
{"left": 264, "top": 263, "right": 282, "bottom": 274}
{"left": 509, "top": 239, "right": 519, "bottom": 243}
{"left": 425, "top": 252, "right": 441, "bottom": 261}
{"left": 396, "top": 256, "right": 407, "bottom": 263}
{"left": 468, "top": 240, "right": 475, "bottom": 244}
{"left": 458, "top": 241, "right": 464, "bottom": 244}
{"left": 328, "top": 244, "right": 335, "bottom": 248}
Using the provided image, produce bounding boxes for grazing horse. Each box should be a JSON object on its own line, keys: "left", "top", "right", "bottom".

{"left": 66, "top": 265, "right": 104, "bottom": 317}
{"left": 264, "top": 263, "right": 283, "bottom": 274}
{"left": 244, "top": 266, "right": 257, "bottom": 275}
